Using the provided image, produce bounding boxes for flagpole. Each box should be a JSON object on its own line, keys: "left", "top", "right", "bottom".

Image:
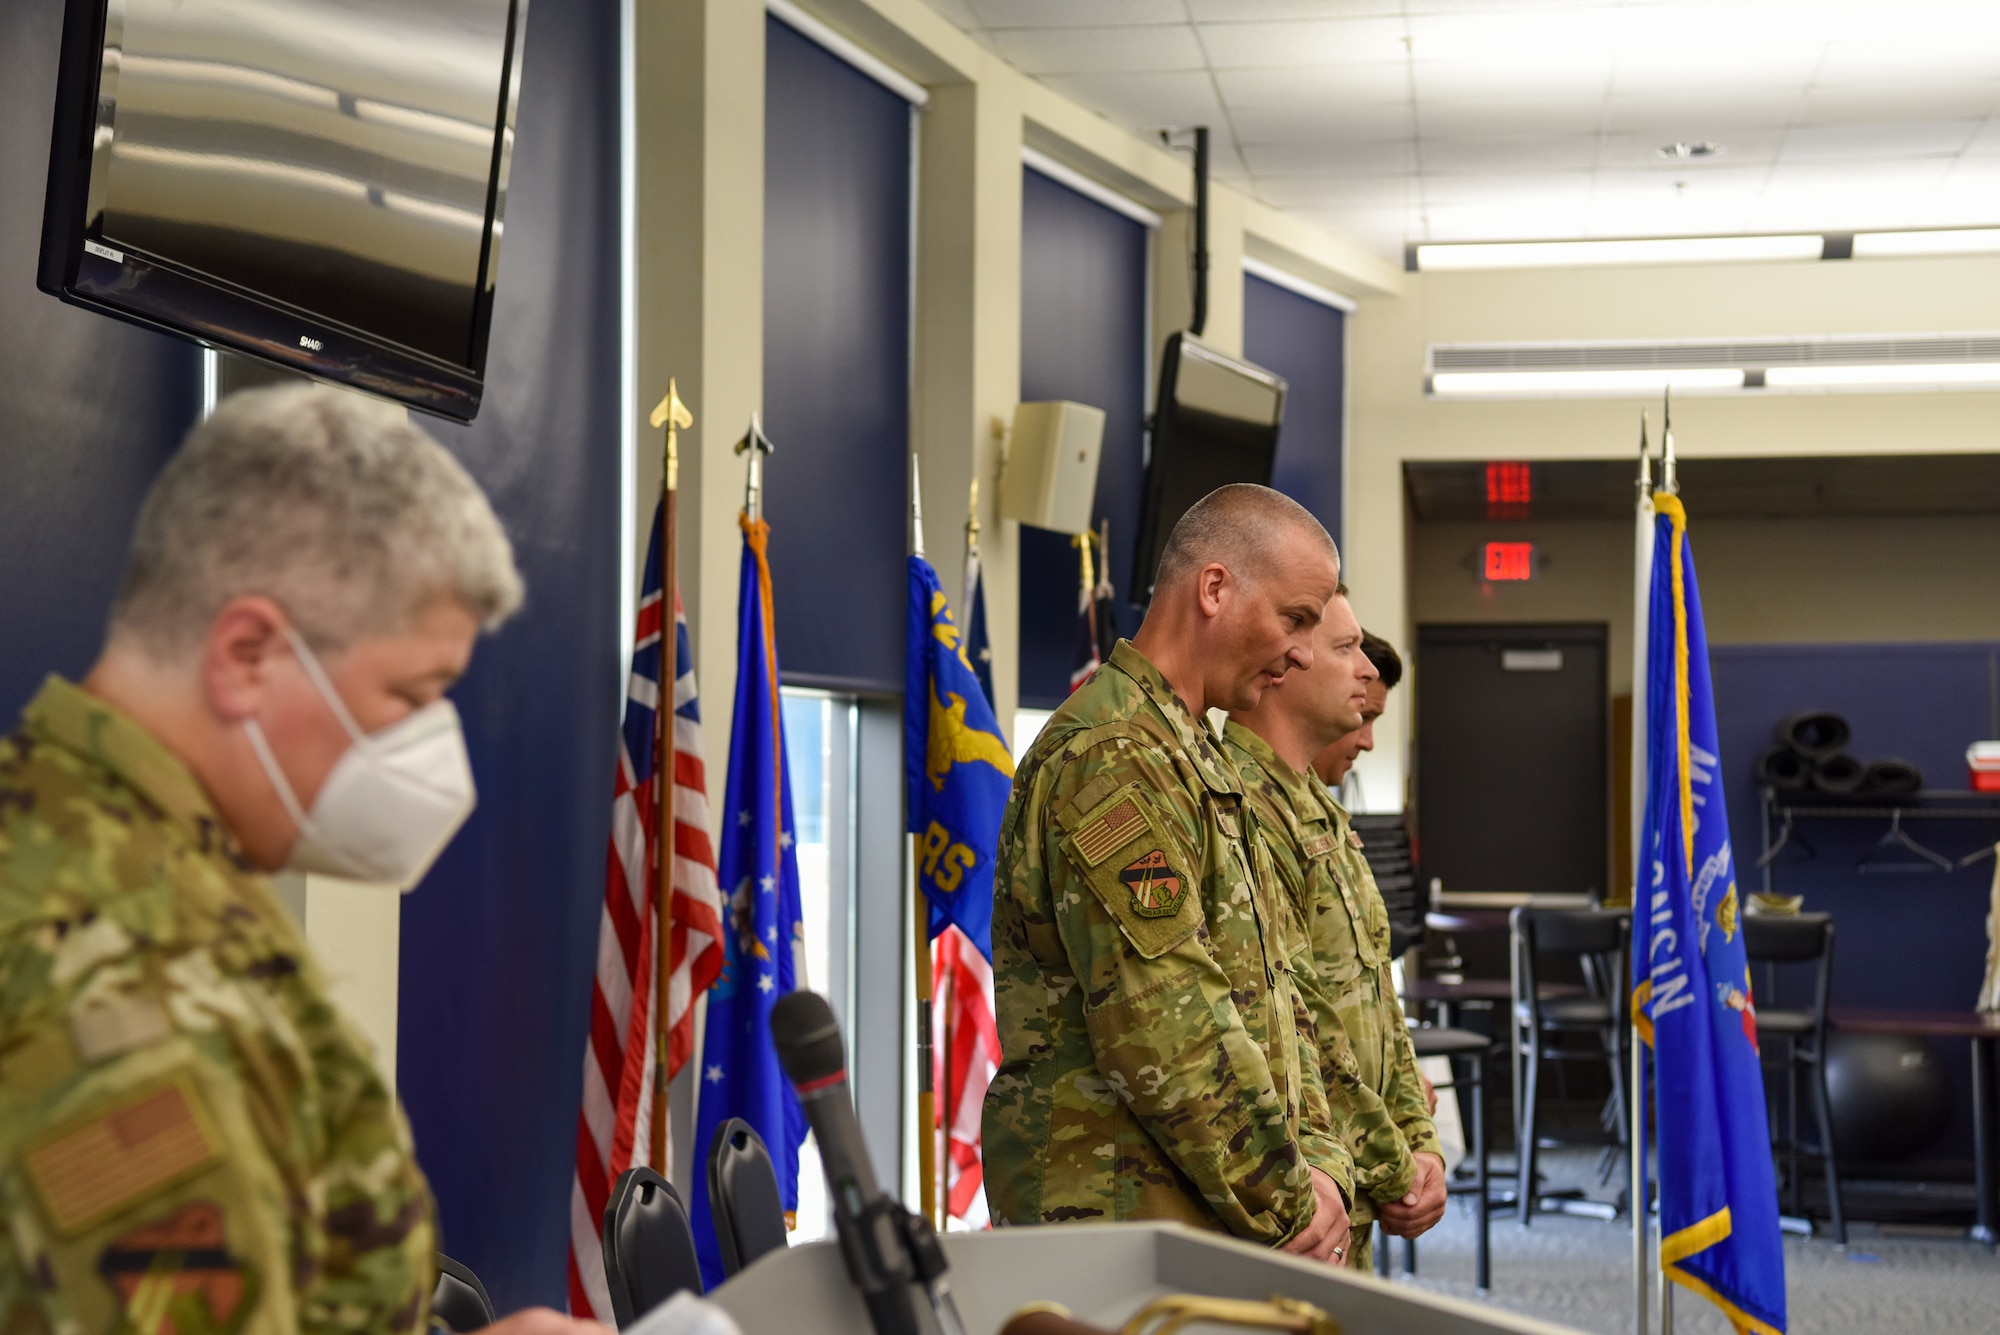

{"left": 1654, "top": 398, "right": 1677, "bottom": 1335}
{"left": 911, "top": 455, "right": 940, "bottom": 1228}
{"left": 1630, "top": 410, "right": 1654, "bottom": 1335}
{"left": 649, "top": 379, "right": 693, "bottom": 1176}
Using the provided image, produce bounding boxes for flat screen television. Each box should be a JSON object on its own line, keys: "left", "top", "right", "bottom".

{"left": 37, "top": 0, "right": 528, "bottom": 421}
{"left": 1129, "top": 332, "right": 1288, "bottom": 603}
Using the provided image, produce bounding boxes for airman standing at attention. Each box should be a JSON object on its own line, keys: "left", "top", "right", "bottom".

{"left": 0, "top": 386, "right": 605, "bottom": 1335}
{"left": 1226, "top": 599, "right": 1443, "bottom": 1272}
{"left": 983, "top": 484, "right": 1356, "bottom": 1266}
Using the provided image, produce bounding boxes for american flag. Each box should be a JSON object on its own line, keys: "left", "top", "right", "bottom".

{"left": 933, "top": 926, "right": 999, "bottom": 1225}
{"left": 568, "top": 499, "right": 722, "bottom": 1320}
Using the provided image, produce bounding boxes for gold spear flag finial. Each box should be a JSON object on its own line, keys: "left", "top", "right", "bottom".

{"left": 649, "top": 377, "right": 693, "bottom": 491}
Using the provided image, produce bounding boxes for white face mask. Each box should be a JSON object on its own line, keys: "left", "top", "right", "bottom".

{"left": 242, "top": 627, "right": 477, "bottom": 889}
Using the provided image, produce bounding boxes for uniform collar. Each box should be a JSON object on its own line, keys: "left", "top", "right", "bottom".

{"left": 1221, "top": 719, "right": 1333, "bottom": 835}
{"left": 22, "top": 676, "right": 228, "bottom": 839}
{"left": 1107, "top": 640, "right": 1241, "bottom": 795}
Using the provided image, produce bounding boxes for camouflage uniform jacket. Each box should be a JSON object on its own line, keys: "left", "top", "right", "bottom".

{"left": 0, "top": 678, "right": 436, "bottom": 1335}
{"left": 982, "top": 641, "right": 1354, "bottom": 1246}
{"left": 1224, "top": 722, "right": 1438, "bottom": 1230}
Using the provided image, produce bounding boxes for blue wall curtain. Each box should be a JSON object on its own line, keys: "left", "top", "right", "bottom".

{"left": 1017, "top": 169, "right": 1148, "bottom": 709}
{"left": 762, "top": 16, "right": 912, "bottom": 695}
{"left": 0, "top": 3, "right": 200, "bottom": 721}
{"left": 395, "top": 0, "right": 624, "bottom": 1313}
{"left": 1244, "top": 272, "right": 1345, "bottom": 556}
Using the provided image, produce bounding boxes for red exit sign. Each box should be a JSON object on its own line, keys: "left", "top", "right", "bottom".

{"left": 1484, "top": 541, "right": 1535, "bottom": 581}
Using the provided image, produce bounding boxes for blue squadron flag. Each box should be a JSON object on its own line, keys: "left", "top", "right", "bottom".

{"left": 690, "top": 515, "right": 808, "bottom": 1289}
{"left": 1634, "top": 492, "right": 1786, "bottom": 1334}
{"left": 905, "top": 554, "right": 1014, "bottom": 958}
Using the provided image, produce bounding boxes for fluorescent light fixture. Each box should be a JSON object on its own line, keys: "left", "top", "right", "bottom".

{"left": 1852, "top": 228, "right": 2000, "bottom": 259}
{"left": 1416, "top": 234, "right": 1824, "bottom": 271}
{"left": 1432, "top": 368, "right": 1745, "bottom": 396}
{"left": 1765, "top": 362, "right": 2000, "bottom": 388}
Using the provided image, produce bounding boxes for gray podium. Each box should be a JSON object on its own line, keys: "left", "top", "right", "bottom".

{"left": 707, "top": 1225, "right": 1581, "bottom": 1335}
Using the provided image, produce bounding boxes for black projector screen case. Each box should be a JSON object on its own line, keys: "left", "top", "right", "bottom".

{"left": 38, "top": 0, "right": 528, "bottom": 421}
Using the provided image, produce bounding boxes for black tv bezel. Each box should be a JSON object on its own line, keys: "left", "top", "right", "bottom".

{"left": 35, "top": 0, "right": 527, "bottom": 422}
{"left": 1129, "top": 331, "right": 1289, "bottom": 605}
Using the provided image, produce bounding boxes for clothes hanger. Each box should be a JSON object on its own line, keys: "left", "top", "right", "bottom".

{"left": 1856, "top": 808, "right": 1955, "bottom": 874}
{"left": 1959, "top": 840, "right": 1999, "bottom": 870}
{"left": 1755, "top": 808, "right": 1817, "bottom": 869}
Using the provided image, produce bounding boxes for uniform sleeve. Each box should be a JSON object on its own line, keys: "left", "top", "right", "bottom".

{"left": 0, "top": 1029, "right": 309, "bottom": 1335}
{"left": 1286, "top": 973, "right": 1355, "bottom": 1205}
{"left": 1378, "top": 988, "right": 1442, "bottom": 1161}
{"left": 1289, "top": 947, "right": 1418, "bottom": 1206}
{"left": 1043, "top": 749, "right": 1319, "bottom": 1247}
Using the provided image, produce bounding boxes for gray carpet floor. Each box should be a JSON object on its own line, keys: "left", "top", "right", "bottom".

{"left": 1379, "top": 1150, "right": 2000, "bottom": 1333}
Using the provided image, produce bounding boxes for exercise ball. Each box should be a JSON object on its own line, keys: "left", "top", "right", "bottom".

{"left": 1825, "top": 1032, "right": 1953, "bottom": 1162}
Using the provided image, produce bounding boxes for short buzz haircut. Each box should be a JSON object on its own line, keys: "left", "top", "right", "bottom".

{"left": 111, "top": 384, "right": 524, "bottom": 659}
{"left": 1153, "top": 483, "right": 1338, "bottom": 590}
{"left": 1360, "top": 630, "right": 1403, "bottom": 690}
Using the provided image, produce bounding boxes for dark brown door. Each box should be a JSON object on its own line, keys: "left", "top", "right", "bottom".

{"left": 1415, "top": 624, "right": 1608, "bottom": 900}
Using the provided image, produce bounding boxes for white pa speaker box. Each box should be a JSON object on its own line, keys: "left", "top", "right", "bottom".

{"left": 999, "top": 400, "right": 1105, "bottom": 534}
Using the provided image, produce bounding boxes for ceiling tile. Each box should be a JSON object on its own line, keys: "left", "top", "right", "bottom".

{"left": 1411, "top": 57, "right": 1614, "bottom": 102}
{"left": 1037, "top": 71, "right": 1225, "bottom": 131}
{"left": 1197, "top": 18, "right": 1411, "bottom": 68}
{"left": 988, "top": 25, "right": 1205, "bottom": 75}
{"left": 1420, "top": 135, "right": 1605, "bottom": 174}
{"left": 1243, "top": 138, "right": 1417, "bottom": 176}
{"left": 1595, "top": 130, "right": 1787, "bottom": 170}
{"left": 1779, "top": 121, "right": 1984, "bottom": 162}
{"left": 1418, "top": 98, "right": 1608, "bottom": 139}
{"left": 1213, "top": 62, "right": 1411, "bottom": 108}
{"left": 1795, "top": 81, "right": 2000, "bottom": 127}
{"left": 966, "top": 0, "right": 1184, "bottom": 27}
{"left": 1230, "top": 98, "right": 1414, "bottom": 142}
{"left": 1963, "top": 119, "right": 2000, "bottom": 157}
{"left": 1254, "top": 174, "right": 1413, "bottom": 210}
{"left": 1189, "top": 1, "right": 1407, "bottom": 18}
{"left": 1600, "top": 88, "right": 1808, "bottom": 134}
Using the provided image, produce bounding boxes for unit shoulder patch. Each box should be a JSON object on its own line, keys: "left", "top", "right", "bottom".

{"left": 24, "top": 1075, "right": 224, "bottom": 1235}
{"left": 1118, "top": 849, "right": 1188, "bottom": 919}
{"left": 97, "top": 1200, "right": 259, "bottom": 1335}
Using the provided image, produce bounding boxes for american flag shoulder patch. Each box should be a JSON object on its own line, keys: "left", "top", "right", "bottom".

{"left": 24, "top": 1075, "right": 223, "bottom": 1235}
{"left": 1071, "top": 791, "right": 1150, "bottom": 866}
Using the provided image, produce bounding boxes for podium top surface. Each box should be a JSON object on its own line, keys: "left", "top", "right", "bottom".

{"left": 708, "top": 1223, "right": 1585, "bottom": 1335}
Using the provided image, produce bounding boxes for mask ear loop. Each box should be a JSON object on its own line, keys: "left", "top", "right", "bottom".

{"left": 244, "top": 716, "right": 315, "bottom": 835}
{"left": 283, "top": 626, "right": 370, "bottom": 748}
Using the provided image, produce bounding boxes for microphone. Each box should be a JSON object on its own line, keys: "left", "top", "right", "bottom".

{"left": 770, "top": 991, "right": 960, "bottom": 1335}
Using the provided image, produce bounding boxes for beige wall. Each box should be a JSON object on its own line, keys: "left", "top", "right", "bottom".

{"left": 1348, "top": 253, "right": 2000, "bottom": 807}
{"left": 1411, "top": 515, "right": 2000, "bottom": 701}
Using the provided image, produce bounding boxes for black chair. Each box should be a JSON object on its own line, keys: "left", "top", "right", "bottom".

{"left": 1374, "top": 1024, "right": 1497, "bottom": 1292}
{"left": 1744, "top": 911, "right": 1846, "bottom": 1244}
{"left": 431, "top": 1254, "right": 495, "bottom": 1333}
{"left": 707, "top": 1117, "right": 790, "bottom": 1277}
{"left": 1511, "top": 907, "right": 1630, "bottom": 1226}
{"left": 601, "top": 1167, "right": 704, "bottom": 1327}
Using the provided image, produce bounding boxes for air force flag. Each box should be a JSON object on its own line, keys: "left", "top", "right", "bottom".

{"left": 905, "top": 554, "right": 1013, "bottom": 959}
{"left": 1635, "top": 492, "right": 1786, "bottom": 1334}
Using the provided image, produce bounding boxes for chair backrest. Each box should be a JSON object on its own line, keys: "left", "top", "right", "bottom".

{"left": 1741, "top": 911, "right": 1831, "bottom": 963}
{"left": 707, "top": 1118, "right": 791, "bottom": 1277}
{"left": 430, "top": 1254, "right": 495, "bottom": 1333}
{"left": 601, "top": 1167, "right": 704, "bottom": 1327}
{"left": 1516, "top": 906, "right": 1629, "bottom": 957}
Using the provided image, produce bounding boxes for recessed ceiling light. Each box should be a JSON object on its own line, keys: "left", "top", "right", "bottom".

{"left": 1657, "top": 141, "right": 1725, "bottom": 160}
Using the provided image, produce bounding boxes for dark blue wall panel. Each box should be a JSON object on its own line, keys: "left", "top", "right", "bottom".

{"left": 1018, "top": 169, "right": 1148, "bottom": 709}
{"left": 1711, "top": 641, "right": 2000, "bottom": 1163}
{"left": 762, "top": 17, "right": 911, "bottom": 695}
{"left": 1243, "top": 273, "right": 1344, "bottom": 558}
{"left": 397, "top": 0, "right": 624, "bottom": 1313}
{"left": 0, "top": 1, "right": 200, "bottom": 722}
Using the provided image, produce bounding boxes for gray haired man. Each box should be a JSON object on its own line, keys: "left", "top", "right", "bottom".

{"left": 0, "top": 387, "right": 605, "bottom": 1335}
